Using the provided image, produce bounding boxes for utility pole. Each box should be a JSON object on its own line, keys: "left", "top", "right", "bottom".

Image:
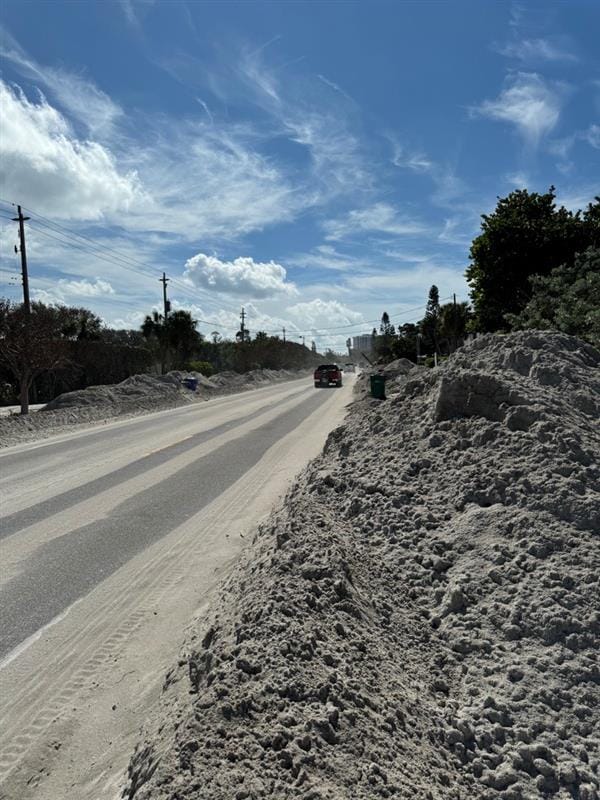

{"left": 12, "top": 205, "right": 31, "bottom": 314}
{"left": 159, "top": 272, "right": 170, "bottom": 319}
{"left": 240, "top": 307, "right": 246, "bottom": 342}
{"left": 453, "top": 293, "right": 457, "bottom": 307}
{"left": 282, "top": 327, "right": 286, "bottom": 342}
{"left": 416, "top": 332, "right": 422, "bottom": 364}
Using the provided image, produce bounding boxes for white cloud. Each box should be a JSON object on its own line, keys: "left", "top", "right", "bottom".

{"left": 556, "top": 186, "right": 599, "bottom": 213}
{"left": 345, "top": 263, "right": 469, "bottom": 306}
{"left": 59, "top": 278, "right": 115, "bottom": 296}
{"left": 316, "top": 74, "right": 353, "bottom": 103}
{"left": 1, "top": 27, "right": 122, "bottom": 136}
{"left": 389, "top": 138, "right": 467, "bottom": 207}
{"left": 391, "top": 142, "right": 433, "bottom": 172}
{"left": 236, "top": 45, "right": 370, "bottom": 203}
{"left": 287, "top": 245, "right": 366, "bottom": 272}
{"left": 118, "top": 0, "right": 155, "bottom": 30}
{"left": 505, "top": 171, "right": 530, "bottom": 188}
{"left": 183, "top": 253, "right": 297, "bottom": 299}
{"left": 323, "top": 203, "right": 427, "bottom": 241}
{"left": 30, "top": 278, "right": 114, "bottom": 305}
{"left": 584, "top": 124, "right": 600, "bottom": 149}
{"left": 127, "top": 123, "right": 301, "bottom": 239}
{"left": 286, "top": 298, "right": 363, "bottom": 329}
{"left": 472, "top": 72, "right": 565, "bottom": 146}
{"left": 0, "top": 81, "right": 143, "bottom": 219}
{"left": 495, "top": 38, "right": 578, "bottom": 63}
{"left": 438, "top": 217, "right": 477, "bottom": 247}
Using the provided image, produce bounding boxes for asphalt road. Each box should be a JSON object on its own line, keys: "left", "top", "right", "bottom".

{"left": 0, "top": 377, "right": 349, "bottom": 659}
{"left": 0, "top": 375, "right": 352, "bottom": 800}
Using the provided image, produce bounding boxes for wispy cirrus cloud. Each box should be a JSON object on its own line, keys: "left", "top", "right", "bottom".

{"left": 390, "top": 141, "right": 433, "bottom": 172}
{"left": 236, "top": 44, "right": 371, "bottom": 202}
{"left": 287, "top": 244, "right": 366, "bottom": 272}
{"left": 344, "top": 262, "right": 469, "bottom": 305}
{"left": 323, "top": 203, "right": 428, "bottom": 241}
{"left": 118, "top": 0, "right": 156, "bottom": 30}
{"left": 0, "top": 26, "right": 122, "bottom": 136}
{"left": 471, "top": 72, "right": 566, "bottom": 147}
{"left": 494, "top": 38, "right": 578, "bottom": 63}
{"left": 388, "top": 137, "right": 467, "bottom": 208}
{"left": 584, "top": 124, "right": 600, "bottom": 149}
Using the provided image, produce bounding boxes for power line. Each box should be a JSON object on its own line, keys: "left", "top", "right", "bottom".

{"left": 0, "top": 199, "right": 460, "bottom": 339}
{"left": 0, "top": 198, "right": 242, "bottom": 318}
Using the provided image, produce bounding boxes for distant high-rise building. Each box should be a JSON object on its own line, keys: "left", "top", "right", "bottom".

{"left": 352, "top": 334, "right": 374, "bottom": 352}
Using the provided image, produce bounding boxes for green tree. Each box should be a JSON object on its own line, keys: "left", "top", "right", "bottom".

{"left": 166, "top": 310, "right": 202, "bottom": 368}
{"left": 438, "top": 301, "right": 472, "bottom": 354}
{"left": 390, "top": 322, "right": 419, "bottom": 362}
{"left": 141, "top": 310, "right": 168, "bottom": 373}
{"left": 142, "top": 310, "right": 202, "bottom": 371}
{"left": 420, "top": 285, "right": 440, "bottom": 355}
{"left": 57, "top": 306, "right": 103, "bottom": 340}
{"left": 0, "top": 300, "right": 70, "bottom": 414}
{"left": 466, "top": 187, "right": 600, "bottom": 332}
{"left": 374, "top": 311, "right": 397, "bottom": 361}
{"left": 507, "top": 246, "right": 600, "bottom": 347}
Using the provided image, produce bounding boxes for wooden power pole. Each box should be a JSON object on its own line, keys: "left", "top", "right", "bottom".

{"left": 12, "top": 205, "right": 31, "bottom": 314}
{"left": 159, "top": 272, "right": 170, "bottom": 319}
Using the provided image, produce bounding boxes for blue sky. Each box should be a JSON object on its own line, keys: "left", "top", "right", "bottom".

{"left": 1, "top": 0, "right": 598, "bottom": 351}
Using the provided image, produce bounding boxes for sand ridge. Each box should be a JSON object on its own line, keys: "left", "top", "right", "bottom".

{"left": 122, "top": 332, "right": 599, "bottom": 799}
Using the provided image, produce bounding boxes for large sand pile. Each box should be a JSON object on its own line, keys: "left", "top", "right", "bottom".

{"left": 0, "top": 368, "right": 303, "bottom": 447}
{"left": 123, "top": 332, "right": 600, "bottom": 800}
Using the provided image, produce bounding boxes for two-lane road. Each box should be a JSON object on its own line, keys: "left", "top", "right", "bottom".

{"left": 0, "top": 376, "right": 352, "bottom": 800}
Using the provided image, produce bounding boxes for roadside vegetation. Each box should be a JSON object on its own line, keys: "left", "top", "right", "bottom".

{"left": 0, "top": 303, "right": 322, "bottom": 410}
{"left": 371, "top": 188, "right": 599, "bottom": 365}
{"left": 1, "top": 187, "right": 598, "bottom": 411}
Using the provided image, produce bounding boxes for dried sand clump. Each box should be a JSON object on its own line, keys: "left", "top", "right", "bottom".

{"left": 124, "top": 332, "right": 600, "bottom": 800}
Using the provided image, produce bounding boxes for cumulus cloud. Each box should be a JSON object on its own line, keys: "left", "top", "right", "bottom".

{"left": 59, "top": 278, "right": 115, "bottom": 296}
{"left": 494, "top": 38, "right": 578, "bottom": 63}
{"left": 286, "top": 298, "right": 363, "bottom": 329}
{"left": 0, "top": 81, "right": 143, "bottom": 219}
{"left": 30, "top": 278, "right": 115, "bottom": 306}
{"left": 183, "top": 253, "right": 297, "bottom": 299}
{"left": 323, "top": 203, "right": 427, "bottom": 241}
{"left": 472, "top": 72, "right": 565, "bottom": 147}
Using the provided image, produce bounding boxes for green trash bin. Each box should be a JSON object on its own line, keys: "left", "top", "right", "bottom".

{"left": 370, "top": 373, "right": 386, "bottom": 400}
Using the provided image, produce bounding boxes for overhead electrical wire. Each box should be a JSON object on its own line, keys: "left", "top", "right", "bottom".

{"left": 0, "top": 198, "right": 461, "bottom": 341}
{"left": 0, "top": 199, "right": 244, "bottom": 317}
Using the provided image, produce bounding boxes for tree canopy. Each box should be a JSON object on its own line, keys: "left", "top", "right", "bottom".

{"left": 507, "top": 246, "right": 600, "bottom": 347}
{"left": 466, "top": 187, "right": 600, "bottom": 332}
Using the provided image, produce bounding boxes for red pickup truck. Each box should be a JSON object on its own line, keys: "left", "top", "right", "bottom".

{"left": 314, "top": 364, "right": 343, "bottom": 388}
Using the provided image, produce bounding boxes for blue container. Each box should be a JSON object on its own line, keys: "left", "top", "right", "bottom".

{"left": 183, "top": 377, "right": 198, "bottom": 391}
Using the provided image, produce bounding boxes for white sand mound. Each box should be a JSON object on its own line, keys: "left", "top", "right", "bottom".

{"left": 0, "top": 368, "right": 304, "bottom": 448}
{"left": 44, "top": 372, "right": 184, "bottom": 410}
{"left": 123, "top": 332, "right": 600, "bottom": 800}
